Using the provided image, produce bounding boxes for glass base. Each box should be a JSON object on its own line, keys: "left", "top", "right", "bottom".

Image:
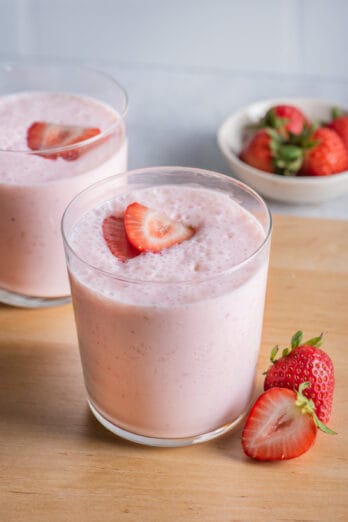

{"left": 88, "top": 399, "right": 247, "bottom": 447}
{"left": 0, "top": 287, "right": 71, "bottom": 308}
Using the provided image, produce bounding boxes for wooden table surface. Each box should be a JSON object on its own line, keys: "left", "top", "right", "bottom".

{"left": 1, "top": 215, "right": 347, "bottom": 522}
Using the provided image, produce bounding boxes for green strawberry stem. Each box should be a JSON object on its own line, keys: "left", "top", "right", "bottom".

{"left": 331, "top": 107, "right": 343, "bottom": 120}
{"left": 295, "top": 383, "right": 337, "bottom": 435}
{"left": 262, "top": 109, "right": 289, "bottom": 130}
{"left": 291, "top": 330, "right": 303, "bottom": 349}
{"left": 303, "top": 333, "right": 323, "bottom": 347}
{"left": 269, "top": 331, "right": 324, "bottom": 364}
{"left": 265, "top": 124, "right": 319, "bottom": 176}
{"left": 246, "top": 121, "right": 320, "bottom": 176}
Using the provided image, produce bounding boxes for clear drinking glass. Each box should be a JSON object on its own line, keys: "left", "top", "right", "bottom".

{"left": 0, "top": 60, "right": 128, "bottom": 307}
{"left": 62, "top": 167, "right": 272, "bottom": 447}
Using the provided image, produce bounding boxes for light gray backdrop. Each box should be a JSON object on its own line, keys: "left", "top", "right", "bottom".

{"left": 1, "top": 0, "right": 348, "bottom": 217}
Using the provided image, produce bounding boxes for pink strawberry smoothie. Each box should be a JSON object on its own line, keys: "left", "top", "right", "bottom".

{"left": 66, "top": 181, "right": 271, "bottom": 440}
{"left": 0, "top": 92, "right": 127, "bottom": 299}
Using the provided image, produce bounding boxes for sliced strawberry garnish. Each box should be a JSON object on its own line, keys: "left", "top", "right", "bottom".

{"left": 102, "top": 215, "right": 139, "bottom": 262}
{"left": 27, "top": 121, "right": 101, "bottom": 161}
{"left": 124, "top": 202, "right": 195, "bottom": 253}
{"left": 241, "top": 383, "right": 335, "bottom": 461}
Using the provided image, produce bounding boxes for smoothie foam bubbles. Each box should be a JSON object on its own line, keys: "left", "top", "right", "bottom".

{"left": 68, "top": 184, "right": 266, "bottom": 305}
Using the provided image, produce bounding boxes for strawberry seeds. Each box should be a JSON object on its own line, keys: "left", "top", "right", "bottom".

{"left": 102, "top": 202, "right": 195, "bottom": 261}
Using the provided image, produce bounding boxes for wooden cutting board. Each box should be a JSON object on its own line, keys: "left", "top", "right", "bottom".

{"left": 0, "top": 214, "right": 347, "bottom": 522}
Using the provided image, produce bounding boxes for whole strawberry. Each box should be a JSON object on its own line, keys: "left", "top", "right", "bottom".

{"left": 327, "top": 107, "right": 348, "bottom": 152}
{"left": 260, "top": 104, "right": 308, "bottom": 138}
{"left": 240, "top": 129, "right": 274, "bottom": 173}
{"left": 302, "top": 127, "right": 348, "bottom": 175}
{"left": 240, "top": 128, "right": 304, "bottom": 175}
{"left": 264, "top": 331, "right": 334, "bottom": 423}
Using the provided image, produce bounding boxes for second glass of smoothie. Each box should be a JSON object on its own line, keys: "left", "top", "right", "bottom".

{"left": 0, "top": 61, "right": 128, "bottom": 307}
{"left": 63, "top": 167, "right": 272, "bottom": 447}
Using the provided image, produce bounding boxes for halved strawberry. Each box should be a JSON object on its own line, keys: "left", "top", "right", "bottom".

{"left": 241, "top": 383, "right": 335, "bottom": 461}
{"left": 124, "top": 202, "right": 195, "bottom": 253}
{"left": 102, "top": 215, "right": 139, "bottom": 262}
{"left": 27, "top": 121, "right": 101, "bottom": 161}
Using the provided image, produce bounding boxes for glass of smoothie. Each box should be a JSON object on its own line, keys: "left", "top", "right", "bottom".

{"left": 0, "top": 61, "right": 128, "bottom": 307}
{"left": 62, "top": 167, "right": 272, "bottom": 447}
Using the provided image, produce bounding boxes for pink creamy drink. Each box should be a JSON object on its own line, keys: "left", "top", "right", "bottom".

{"left": 0, "top": 91, "right": 127, "bottom": 303}
{"left": 63, "top": 168, "right": 272, "bottom": 446}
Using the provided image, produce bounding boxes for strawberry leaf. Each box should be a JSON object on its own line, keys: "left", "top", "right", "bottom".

{"left": 281, "top": 347, "right": 291, "bottom": 357}
{"left": 261, "top": 108, "right": 289, "bottom": 130}
{"left": 313, "top": 415, "right": 337, "bottom": 435}
{"left": 291, "top": 330, "right": 303, "bottom": 349}
{"left": 296, "top": 382, "right": 337, "bottom": 435}
{"left": 270, "top": 345, "right": 279, "bottom": 363}
{"left": 278, "top": 145, "right": 302, "bottom": 161}
{"left": 266, "top": 127, "right": 283, "bottom": 142}
{"left": 304, "top": 333, "right": 324, "bottom": 348}
{"left": 331, "top": 107, "right": 343, "bottom": 120}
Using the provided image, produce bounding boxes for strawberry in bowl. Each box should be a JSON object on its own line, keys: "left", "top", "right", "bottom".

{"left": 240, "top": 104, "right": 348, "bottom": 177}
{"left": 217, "top": 97, "right": 348, "bottom": 203}
{"left": 258, "top": 104, "right": 308, "bottom": 138}
{"left": 327, "top": 107, "right": 348, "bottom": 150}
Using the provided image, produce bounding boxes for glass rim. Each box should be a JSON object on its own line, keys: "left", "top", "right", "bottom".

{"left": 62, "top": 166, "right": 272, "bottom": 285}
{"left": 0, "top": 59, "right": 128, "bottom": 154}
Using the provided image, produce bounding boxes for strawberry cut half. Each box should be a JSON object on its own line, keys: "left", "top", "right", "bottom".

{"left": 124, "top": 202, "right": 195, "bottom": 253}
{"left": 27, "top": 121, "right": 101, "bottom": 161}
{"left": 102, "top": 215, "right": 140, "bottom": 262}
{"left": 242, "top": 387, "right": 317, "bottom": 461}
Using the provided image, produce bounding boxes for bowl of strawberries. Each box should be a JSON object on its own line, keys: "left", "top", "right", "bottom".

{"left": 218, "top": 97, "right": 348, "bottom": 204}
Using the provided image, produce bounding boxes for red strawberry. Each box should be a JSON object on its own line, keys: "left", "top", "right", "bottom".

{"left": 124, "top": 202, "right": 195, "bottom": 253}
{"left": 327, "top": 108, "right": 348, "bottom": 151}
{"left": 102, "top": 215, "right": 139, "bottom": 262}
{"left": 240, "top": 129, "right": 304, "bottom": 175}
{"left": 240, "top": 129, "right": 274, "bottom": 173}
{"left": 27, "top": 121, "right": 101, "bottom": 161}
{"left": 242, "top": 383, "right": 335, "bottom": 461}
{"left": 302, "top": 127, "right": 348, "bottom": 175}
{"left": 264, "top": 331, "right": 335, "bottom": 423}
{"left": 260, "top": 104, "right": 308, "bottom": 137}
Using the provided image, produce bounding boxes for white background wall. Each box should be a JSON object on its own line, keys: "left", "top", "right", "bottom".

{"left": 1, "top": 0, "right": 348, "bottom": 218}
{"left": 1, "top": 0, "right": 347, "bottom": 80}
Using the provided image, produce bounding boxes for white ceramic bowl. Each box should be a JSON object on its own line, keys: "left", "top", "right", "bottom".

{"left": 217, "top": 97, "right": 348, "bottom": 204}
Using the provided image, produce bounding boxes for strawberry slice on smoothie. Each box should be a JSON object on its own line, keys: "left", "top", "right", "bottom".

{"left": 102, "top": 215, "right": 139, "bottom": 262}
{"left": 124, "top": 202, "right": 195, "bottom": 253}
{"left": 27, "top": 121, "right": 101, "bottom": 161}
{"left": 102, "top": 202, "right": 195, "bottom": 261}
